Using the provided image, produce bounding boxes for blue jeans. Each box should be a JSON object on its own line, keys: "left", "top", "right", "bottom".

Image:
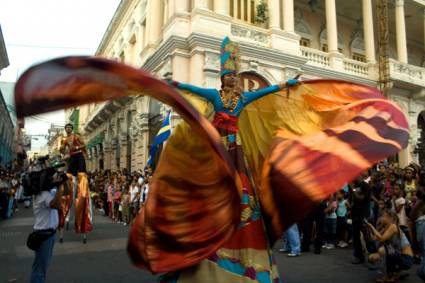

{"left": 416, "top": 219, "right": 425, "bottom": 281}
{"left": 283, "top": 224, "right": 301, "bottom": 254}
{"left": 30, "top": 233, "right": 56, "bottom": 283}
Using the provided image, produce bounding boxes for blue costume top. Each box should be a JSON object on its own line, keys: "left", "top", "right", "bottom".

{"left": 175, "top": 82, "right": 281, "bottom": 116}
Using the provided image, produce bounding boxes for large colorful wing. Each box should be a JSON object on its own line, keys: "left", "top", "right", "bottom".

{"left": 239, "top": 80, "right": 409, "bottom": 243}
{"left": 14, "top": 56, "right": 242, "bottom": 273}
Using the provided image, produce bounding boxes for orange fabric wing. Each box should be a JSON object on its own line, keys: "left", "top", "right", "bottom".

{"left": 258, "top": 82, "right": 409, "bottom": 243}
{"left": 14, "top": 56, "right": 241, "bottom": 273}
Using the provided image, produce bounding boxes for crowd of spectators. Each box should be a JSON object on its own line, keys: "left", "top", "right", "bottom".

{"left": 281, "top": 160, "right": 425, "bottom": 282}
{"left": 88, "top": 167, "right": 153, "bottom": 226}
{"left": 0, "top": 167, "right": 26, "bottom": 221}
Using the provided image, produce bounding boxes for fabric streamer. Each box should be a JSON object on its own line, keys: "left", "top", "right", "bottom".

{"left": 14, "top": 56, "right": 409, "bottom": 274}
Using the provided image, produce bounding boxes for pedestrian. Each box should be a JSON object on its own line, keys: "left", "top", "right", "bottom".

{"left": 323, "top": 195, "right": 337, "bottom": 249}
{"left": 280, "top": 224, "right": 301, "bottom": 257}
{"left": 129, "top": 179, "right": 140, "bottom": 224}
{"left": 301, "top": 200, "right": 326, "bottom": 254}
{"left": 336, "top": 191, "right": 349, "bottom": 248}
{"left": 351, "top": 172, "right": 371, "bottom": 264}
{"left": 392, "top": 182, "right": 410, "bottom": 243}
{"left": 30, "top": 174, "right": 65, "bottom": 283}
{"left": 121, "top": 187, "right": 130, "bottom": 225}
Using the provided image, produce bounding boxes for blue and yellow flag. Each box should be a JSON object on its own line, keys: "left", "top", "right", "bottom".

{"left": 146, "top": 111, "right": 171, "bottom": 167}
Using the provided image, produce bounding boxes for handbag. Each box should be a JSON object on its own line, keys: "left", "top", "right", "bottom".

{"left": 26, "top": 229, "right": 56, "bottom": 251}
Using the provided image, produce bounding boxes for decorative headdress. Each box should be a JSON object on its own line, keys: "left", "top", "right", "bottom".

{"left": 220, "top": 36, "right": 240, "bottom": 77}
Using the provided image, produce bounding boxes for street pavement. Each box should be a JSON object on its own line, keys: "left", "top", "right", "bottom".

{"left": 0, "top": 203, "right": 423, "bottom": 283}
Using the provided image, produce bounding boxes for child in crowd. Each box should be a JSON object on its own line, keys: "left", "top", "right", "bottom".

{"left": 336, "top": 191, "right": 348, "bottom": 248}
{"left": 324, "top": 194, "right": 337, "bottom": 249}
{"left": 114, "top": 186, "right": 122, "bottom": 223}
{"left": 129, "top": 179, "right": 140, "bottom": 225}
{"left": 121, "top": 188, "right": 130, "bottom": 226}
{"left": 392, "top": 182, "right": 410, "bottom": 243}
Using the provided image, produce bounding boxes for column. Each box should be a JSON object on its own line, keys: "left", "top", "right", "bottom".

{"left": 168, "top": 0, "right": 175, "bottom": 18}
{"left": 175, "top": 0, "right": 189, "bottom": 13}
{"left": 362, "top": 0, "right": 376, "bottom": 62}
{"left": 325, "top": 0, "right": 338, "bottom": 53}
{"left": 233, "top": 0, "right": 238, "bottom": 18}
{"left": 268, "top": 0, "right": 280, "bottom": 29}
{"left": 282, "top": 0, "right": 294, "bottom": 32}
{"left": 193, "top": 0, "right": 208, "bottom": 10}
{"left": 214, "top": 0, "right": 228, "bottom": 15}
{"left": 146, "top": 0, "right": 162, "bottom": 45}
{"left": 190, "top": 52, "right": 205, "bottom": 86}
{"left": 395, "top": 0, "right": 408, "bottom": 63}
{"left": 423, "top": 9, "right": 425, "bottom": 54}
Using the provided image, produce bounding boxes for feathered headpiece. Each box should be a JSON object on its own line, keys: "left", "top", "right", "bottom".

{"left": 220, "top": 36, "right": 240, "bottom": 77}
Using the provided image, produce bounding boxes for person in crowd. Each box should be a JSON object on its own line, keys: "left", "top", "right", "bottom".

{"left": 301, "top": 200, "right": 326, "bottom": 254}
{"left": 351, "top": 172, "right": 371, "bottom": 264}
{"left": 392, "top": 182, "right": 410, "bottom": 244}
{"left": 336, "top": 191, "right": 349, "bottom": 248}
{"left": 409, "top": 175, "right": 425, "bottom": 282}
{"left": 324, "top": 194, "right": 337, "bottom": 249}
{"left": 129, "top": 179, "right": 140, "bottom": 225}
{"left": 107, "top": 175, "right": 114, "bottom": 220}
{"left": 121, "top": 187, "right": 130, "bottom": 226}
{"left": 113, "top": 185, "right": 122, "bottom": 223}
{"left": 371, "top": 172, "right": 385, "bottom": 225}
{"left": 280, "top": 223, "right": 301, "bottom": 257}
{"left": 404, "top": 166, "right": 417, "bottom": 204}
{"left": 367, "top": 210, "right": 413, "bottom": 283}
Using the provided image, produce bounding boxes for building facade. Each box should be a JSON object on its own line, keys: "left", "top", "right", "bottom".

{"left": 76, "top": 0, "right": 425, "bottom": 172}
{"left": 0, "top": 24, "right": 14, "bottom": 168}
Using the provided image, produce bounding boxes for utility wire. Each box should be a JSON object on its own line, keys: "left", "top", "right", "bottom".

{"left": 6, "top": 43, "right": 96, "bottom": 51}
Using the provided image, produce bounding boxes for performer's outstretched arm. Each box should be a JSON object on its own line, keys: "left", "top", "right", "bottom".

{"left": 169, "top": 80, "right": 217, "bottom": 102}
{"left": 243, "top": 78, "right": 299, "bottom": 105}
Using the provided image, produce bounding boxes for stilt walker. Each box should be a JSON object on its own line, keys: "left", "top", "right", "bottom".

{"left": 60, "top": 123, "right": 92, "bottom": 243}
{"left": 57, "top": 172, "right": 74, "bottom": 243}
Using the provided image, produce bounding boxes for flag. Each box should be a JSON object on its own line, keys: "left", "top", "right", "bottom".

{"left": 146, "top": 111, "right": 171, "bottom": 167}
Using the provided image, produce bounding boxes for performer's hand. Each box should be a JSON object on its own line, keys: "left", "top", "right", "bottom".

{"left": 164, "top": 78, "right": 178, "bottom": 87}
{"left": 286, "top": 78, "right": 299, "bottom": 87}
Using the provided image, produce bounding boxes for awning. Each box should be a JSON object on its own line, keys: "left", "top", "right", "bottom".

{"left": 87, "top": 132, "right": 105, "bottom": 150}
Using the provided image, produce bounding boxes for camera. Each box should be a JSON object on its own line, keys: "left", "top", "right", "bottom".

{"left": 22, "top": 155, "right": 68, "bottom": 196}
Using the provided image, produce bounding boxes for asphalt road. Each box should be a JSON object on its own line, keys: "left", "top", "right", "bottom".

{"left": 0, "top": 203, "right": 423, "bottom": 283}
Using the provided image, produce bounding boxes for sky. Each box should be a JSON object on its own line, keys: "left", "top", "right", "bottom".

{"left": 0, "top": 0, "right": 120, "bottom": 150}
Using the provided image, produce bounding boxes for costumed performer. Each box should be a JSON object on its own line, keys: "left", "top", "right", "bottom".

{"left": 60, "top": 123, "right": 92, "bottom": 244}
{"left": 13, "top": 37, "right": 409, "bottom": 282}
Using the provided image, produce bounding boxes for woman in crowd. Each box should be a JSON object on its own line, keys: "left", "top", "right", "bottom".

{"left": 367, "top": 210, "right": 413, "bottom": 283}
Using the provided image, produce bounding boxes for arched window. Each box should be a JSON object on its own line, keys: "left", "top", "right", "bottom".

{"left": 350, "top": 32, "right": 366, "bottom": 62}
{"left": 295, "top": 20, "right": 312, "bottom": 48}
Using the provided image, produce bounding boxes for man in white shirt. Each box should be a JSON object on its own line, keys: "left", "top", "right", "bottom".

{"left": 30, "top": 174, "right": 64, "bottom": 283}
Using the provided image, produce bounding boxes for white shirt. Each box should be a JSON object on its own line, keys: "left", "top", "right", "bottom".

{"left": 130, "top": 185, "right": 139, "bottom": 203}
{"left": 33, "top": 190, "right": 59, "bottom": 230}
{"left": 141, "top": 184, "right": 149, "bottom": 203}
{"left": 395, "top": 197, "right": 408, "bottom": 227}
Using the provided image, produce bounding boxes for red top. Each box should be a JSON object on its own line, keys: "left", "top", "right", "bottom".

{"left": 212, "top": 112, "right": 239, "bottom": 134}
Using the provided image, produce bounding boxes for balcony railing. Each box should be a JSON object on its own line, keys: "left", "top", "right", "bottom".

{"left": 389, "top": 59, "right": 425, "bottom": 88}
{"left": 343, "top": 58, "right": 368, "bottom": 78}
{"left": 301, "top": 47, "right": 330, "bottom": 68}
{"left": 230, "top": 0, "right": 258, "bottom": 24}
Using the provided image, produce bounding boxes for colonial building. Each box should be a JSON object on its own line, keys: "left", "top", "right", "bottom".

{"left": 0, "top": 24, "right": 14, "bottom": 168}
{"left": 76, "top": 0, "right": 425, "bottom": 172}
